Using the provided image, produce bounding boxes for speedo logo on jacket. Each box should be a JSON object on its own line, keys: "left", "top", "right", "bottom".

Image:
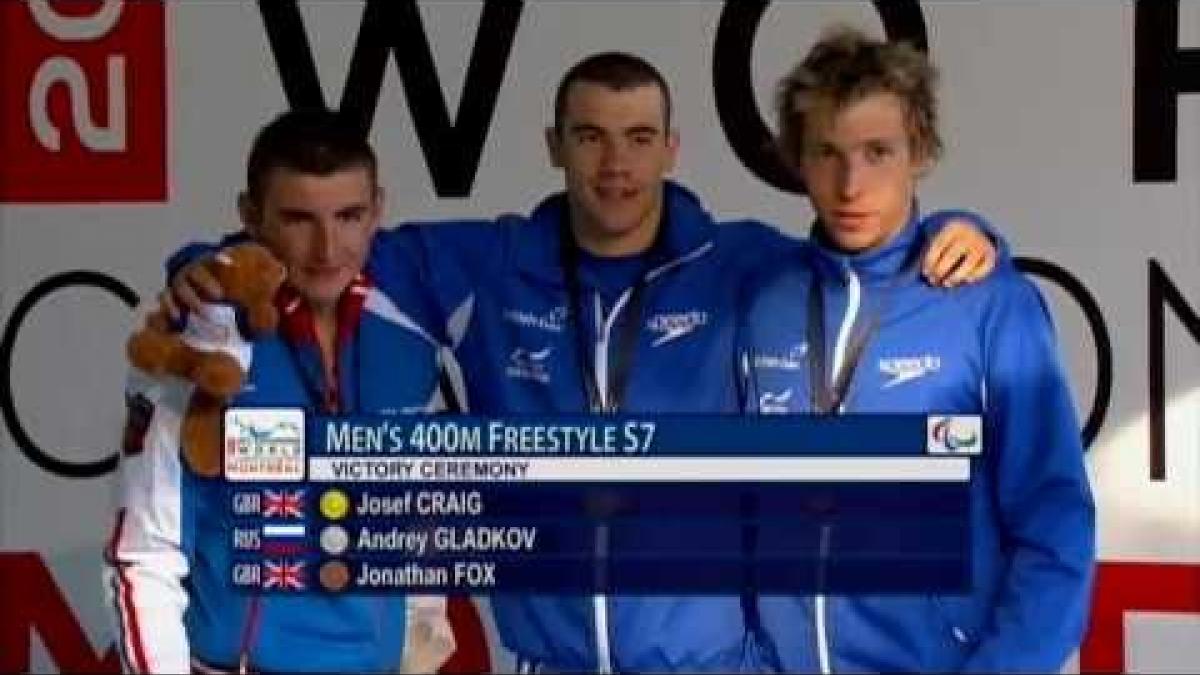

{"left": 646, "top": 309, "right": 707, "bottom": 347}
{"left": 878, "top": 354, "right": 941, "bottom": 388}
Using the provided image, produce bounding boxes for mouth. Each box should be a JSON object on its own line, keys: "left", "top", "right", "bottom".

{"left": 594, "top": 186, "right": 639, "bottom": 204}
{"left": 304, "top": 265, "right": 345, "bottom": 280}
{"left": 831, "top": 210, "right": 876, "bottom": 229}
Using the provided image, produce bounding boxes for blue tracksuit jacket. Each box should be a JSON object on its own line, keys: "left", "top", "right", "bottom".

{"left": 367, "top": 182, "right": 789, "bottom": 672}
{"left": 736, "top": 213, "right": 1096, "bottom": 673}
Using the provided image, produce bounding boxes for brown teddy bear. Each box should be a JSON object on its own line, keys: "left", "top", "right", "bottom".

{"left": 127, "top": 242, "right": 286, "bottom": 477}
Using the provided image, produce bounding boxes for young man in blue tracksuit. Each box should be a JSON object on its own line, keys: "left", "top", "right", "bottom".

{"left": 737, "top": 27, "right": 1095, "bottom": 672}
{"left": 105, "top": 110, "right": 447, "bottom": 673}
{"left": 163, "top": 55, "right": 1002, "bottom": 672}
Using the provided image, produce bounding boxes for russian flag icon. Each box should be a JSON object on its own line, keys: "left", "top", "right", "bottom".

{"left": 262, "top": 523, "right": 307, "bottom": 555}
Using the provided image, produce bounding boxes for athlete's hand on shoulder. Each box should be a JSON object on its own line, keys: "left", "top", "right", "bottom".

{"left": 923, "top": 218, "right": 996, "bottom": 288}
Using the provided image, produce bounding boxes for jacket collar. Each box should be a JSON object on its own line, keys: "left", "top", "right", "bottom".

{"left": 511, "top": 180, "right": 716, "bottom": 286}
{"left": 275, "top": 273, "right": 372, "bottom": 346}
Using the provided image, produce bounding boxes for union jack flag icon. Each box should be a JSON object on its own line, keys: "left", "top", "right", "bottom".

{"left": 263, "top": 560, "right": 306, "bottom": 591}
{"left": 262, "top": 489, "right": 305, "bottom": 518}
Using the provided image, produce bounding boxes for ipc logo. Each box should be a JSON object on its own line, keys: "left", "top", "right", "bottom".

{"left": 927, "top": 415, "right": 982, "bottom": 455}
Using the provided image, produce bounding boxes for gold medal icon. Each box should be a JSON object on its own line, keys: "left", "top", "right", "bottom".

{"left": 320, "top": 489, "right": 350, "bottom": 520}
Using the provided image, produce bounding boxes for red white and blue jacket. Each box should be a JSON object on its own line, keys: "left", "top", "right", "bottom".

{"left": 104, "top": 274, "right": 441, "bottom": 673}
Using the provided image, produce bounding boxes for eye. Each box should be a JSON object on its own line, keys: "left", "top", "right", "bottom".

{"left": 806, "top": 144, "right": 838, "bottom": 161}
{"left": 630, "top": 133, "right": 655, "bottom": 147}
{"left": 577, "top": 130, "right": 602, "bottom": 145}
{"left": 278, "top": 211, "right": 312, "bottom": 227}
{"left": 864, "top": 141, "right": 895, "bottom": 163}
{"left": 338, "top": 209, "right": 366, "bottom": 225}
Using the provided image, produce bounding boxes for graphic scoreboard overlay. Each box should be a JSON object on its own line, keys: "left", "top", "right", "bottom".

{"left": 222, "top": 411, "right": 981, "bottom": 595}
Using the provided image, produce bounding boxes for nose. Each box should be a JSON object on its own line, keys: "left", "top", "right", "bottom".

{"left": 837, "top": 156, "right": 865, "bottom": 201}
{"left": 312, "top": 219, "right": 337, "bottom": 261}
{"left": 598, "top": 137, "right": 629, "bottom": 176}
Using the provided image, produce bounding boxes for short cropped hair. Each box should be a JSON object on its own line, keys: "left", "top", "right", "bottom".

{"left": 775, "top": 26, "right": 942, "bottom": 166}
{"left": 553, "top": 52, "right": 673, "bottom": 134}
{"left": 245, "top": 108, "right": 377, "bottom": 205}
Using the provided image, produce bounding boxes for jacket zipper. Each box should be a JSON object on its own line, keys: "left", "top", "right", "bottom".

{"left": 584, "top": 242, "right": 712, "bottom": 672}
{"left": 592, "top": 288, "right": 632, "bottom": 673}
{"left": 816, "top": 266, "right": 861, "bottom": 674}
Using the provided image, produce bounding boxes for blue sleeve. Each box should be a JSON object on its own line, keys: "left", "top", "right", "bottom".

{"left": 921, "top": 208, "right": 1013, "bottom": 264}
{"left": 367, "top": 222, "right": 491, "bottom": 348}
{"left": 366, "top": 226, "right": 446, "bottom": 345}
{"left": 963, "top": 274, "right": 1096, "bottom": 671}
{"left": 163, "top": 232, "right": 250, "bottom": 282}
{"left": 163, "top": 226, "right": 451, "bottom": 346}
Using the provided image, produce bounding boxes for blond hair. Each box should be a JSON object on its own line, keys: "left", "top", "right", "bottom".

{"left": 776, "top": 26, "right": 942, "bottom": 167}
